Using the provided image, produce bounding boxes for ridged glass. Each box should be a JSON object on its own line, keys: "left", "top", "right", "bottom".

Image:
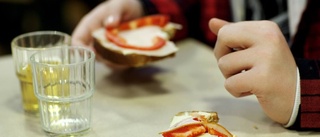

{"left": 30, "top": 47, "right": 95, "bottom": 136}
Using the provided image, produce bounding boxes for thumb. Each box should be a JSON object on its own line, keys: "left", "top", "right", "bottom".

{"left": 209, "top": 18, "right": 229, "bottom": 35}
{"left": 103, "top": 15, "right": 121, "bottom": 28}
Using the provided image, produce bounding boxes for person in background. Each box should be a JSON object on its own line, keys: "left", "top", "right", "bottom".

{"left": 72, "top": 0, "right": 287, "bottom": 67}
{"left": 72, "top": 0, "right": 288, "bottom": 48}
{"left": 71, "top": 0, "right": 320, "bottom": 130}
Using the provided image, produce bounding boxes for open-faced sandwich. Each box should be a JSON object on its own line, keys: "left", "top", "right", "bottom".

{"left": 93, "top": 14, "right": 181, "bottom": 67}
{"left": 160, "top": 111, "right": 235, "bottom": 137}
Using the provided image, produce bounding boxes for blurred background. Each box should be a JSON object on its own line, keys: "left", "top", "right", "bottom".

{"left": 0, "top": 0, "right": 103, "bottom": 56}
{"left": 0, "top": 0, "right": 289, "bottom": 57}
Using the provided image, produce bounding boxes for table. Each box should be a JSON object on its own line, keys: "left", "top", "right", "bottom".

{"left": 0, "top": 39, "right": 318, "bottom": 137}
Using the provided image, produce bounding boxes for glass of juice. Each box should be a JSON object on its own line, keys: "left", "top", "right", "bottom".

{"left": 11, "top": 31, "right": 71, "bottom": 115}
{"left": 30, "top": 46, "right": 95, "bottom": 136}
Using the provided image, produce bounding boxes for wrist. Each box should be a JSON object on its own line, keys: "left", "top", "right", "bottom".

{"left": 284, "top": 67, "right": 301, "bottom": 127}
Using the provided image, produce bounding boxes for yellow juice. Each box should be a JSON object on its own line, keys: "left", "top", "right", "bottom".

{"left": 16, "top": 64, "right": 39, "bottom": 115}
{"left": 16, "top": 62, "right": 70, "bottom": 115}
{"left": 39, "top": 62, "right": 71, "bottom": 115}
{"left": 40, "top": 62, "right": 70, "bottom": 98}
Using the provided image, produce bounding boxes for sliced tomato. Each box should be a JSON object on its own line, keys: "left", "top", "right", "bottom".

{"left": 105, "top": 14, "right": 170, "bottom": 50}
{"left": 161, "top": 123, "right": 206, "bottom": 137}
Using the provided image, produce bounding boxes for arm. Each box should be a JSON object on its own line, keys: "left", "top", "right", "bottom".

{"left": 288, "top": 0, "right": 320, "bottom": 129}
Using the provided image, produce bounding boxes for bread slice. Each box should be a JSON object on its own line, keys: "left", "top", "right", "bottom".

{"left": 92, "top": 23, "right": 179, "bottom": 67}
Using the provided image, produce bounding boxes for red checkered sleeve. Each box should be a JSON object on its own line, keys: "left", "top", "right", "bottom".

{"left": 199, "top": 0, "right": 231, "bottom": 46}
{"left": 289, "top": 0, "right": 320, "bottom": 130}
{"left": 139, "top": 0, "right": 231, "bottom": 47}
{"left": 291, "top": 0, "right": 320, "bottom": 59}
{"left": 292, "top": 59, "right": 320, "bottom": 130}
{"left": 300, "top": 80, "right": 320, "bottom": 128}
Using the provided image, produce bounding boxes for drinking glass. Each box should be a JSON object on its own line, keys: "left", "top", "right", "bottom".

{"left": 30, "top": 46, "right": 95, "bottom": 136}
{"left": 11, "top": 31, "right": 71, "bottom": 115}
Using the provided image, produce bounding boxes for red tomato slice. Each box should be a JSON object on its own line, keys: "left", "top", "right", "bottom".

{"left": 161, "top": 123, "right": 206, "bottom": 137}
{"left": 105, "top": 14, "right": 170, "bottom": 50}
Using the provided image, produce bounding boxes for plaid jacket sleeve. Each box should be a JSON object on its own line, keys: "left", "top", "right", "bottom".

{"left": 290, "top": 0, "right": 320, "bottom": 130}
{"left": 290, "top": 59, "right": 320, "bottom": 130}
{"left": 139, "top": 0, "right": 231, "bottom": 47}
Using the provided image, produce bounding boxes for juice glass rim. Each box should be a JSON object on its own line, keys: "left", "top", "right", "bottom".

{"left": 11, "top": 30, "right": 71, "bottom": 51}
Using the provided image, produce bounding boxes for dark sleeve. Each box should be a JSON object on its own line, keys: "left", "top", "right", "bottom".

{"left": 139, "top": 0, "right": 159, "bottom": 15}
{"left": 288, "top": 58, "right": 320, "bottom": 130}
{"left": 139, "top": 0, "right": 231, "bottom": 46}
{"left": 139, "top": 0, "right": 194, "bottom": 41}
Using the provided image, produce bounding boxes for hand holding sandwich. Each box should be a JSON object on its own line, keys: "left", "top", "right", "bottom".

{"left": 209, "top": 18, "right": 298, "bottom": 125}
{"left": 72, "top": 0, "right": 144, "bottom": 69}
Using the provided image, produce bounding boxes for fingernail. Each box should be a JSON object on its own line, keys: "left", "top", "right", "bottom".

{"left": 106, "top": 16, "right": 115, "bottom": 23}
{"left": 103, "top": 15, "right": 118, "bottom": 27}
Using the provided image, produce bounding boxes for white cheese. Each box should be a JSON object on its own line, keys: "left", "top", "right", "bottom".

{"left": 92, "top": 27, "right": 178, "bottom": 57}
{"left": 119, "top": 26, "right": 169, "bottom": 47}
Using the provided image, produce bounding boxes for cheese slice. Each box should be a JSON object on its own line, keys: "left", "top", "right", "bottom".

{"left": 92, "top": 26, "right": 178, "bottom": 57}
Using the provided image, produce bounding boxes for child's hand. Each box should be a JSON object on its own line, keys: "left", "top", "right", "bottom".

{"left": 209, "top": 18, "right": 297, "bottom": 125}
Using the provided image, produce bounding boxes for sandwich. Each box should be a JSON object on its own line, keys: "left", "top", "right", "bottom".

{"left": 93, "top": 14, "right": 181, "bottom": 67}
{"left": 160, "top": 111, "right": 234, "bottom": 137}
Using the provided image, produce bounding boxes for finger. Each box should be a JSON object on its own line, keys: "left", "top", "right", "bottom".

{"left": 218, "top": 49, "right": 255, "bottom": 78}
{"left": 103, "top": 15, "right": 121, "bottom": 28}
{"left": 71, "top": 17, "right": 94, "bottom": 46}
{"left": 72, "top": 2, "right": 112, "bottom": 46}
{"left": 71, "top": 14, "right": 101, "bottom": 46}
{"left": 213, "top": 22, "right": 261, "bottom": 60}
{"left": 224, "top": 68, "right": 258, "bottom": 97}
{"left": 208, "top": 18, "right": 233, "bottom": 61}
{"left": 208, "top": 18, "right": 229, "bottom": 35}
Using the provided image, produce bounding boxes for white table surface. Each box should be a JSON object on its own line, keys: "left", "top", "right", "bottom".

{"left": 0, "top": 39, "right": 318, "bottom": 137}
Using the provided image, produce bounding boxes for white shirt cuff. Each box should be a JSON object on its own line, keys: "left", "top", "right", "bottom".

{"left": 284, "top": 67, "right": 301, "bottom": 127}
